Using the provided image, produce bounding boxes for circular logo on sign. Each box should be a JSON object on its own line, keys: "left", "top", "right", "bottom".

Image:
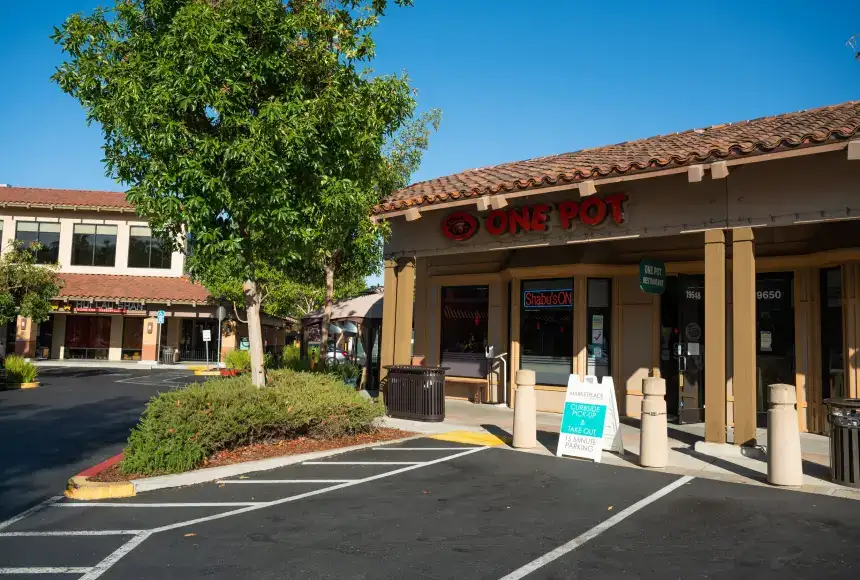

{"left": 685, "top": 323, "right": 702, "bottom": 342}
{"left": 441, "top": 211, "right": 479, "bottom": 241}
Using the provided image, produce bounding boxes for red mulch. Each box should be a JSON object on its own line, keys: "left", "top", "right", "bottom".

{"left": 88, "top": 428, "right": 416, "bottom": 483}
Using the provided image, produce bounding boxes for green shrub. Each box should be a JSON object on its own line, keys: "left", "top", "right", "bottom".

{"left": 283, "top": 344, "right": 300, "bottom": 367}
{"left": 120, "top": 369, "right": 384, "bottom": 475}
{"left": 5, "top": 355, "right": 37, "bottom": 383}
{"left": 224, "top": 349, "right": 251, "bottom": 371}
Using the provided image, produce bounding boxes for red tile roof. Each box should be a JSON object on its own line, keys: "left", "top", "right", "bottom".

{"left": 58, "top": 274, "right": 211, "bottom": 304}
{"left": 0, "top": 187, "right": 133, "bottom": 211}
{"left": 375, "top": 101, "right": 860, "bottom": 215}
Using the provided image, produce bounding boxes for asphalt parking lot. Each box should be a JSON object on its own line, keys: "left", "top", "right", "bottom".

{"left": 1, "top": 437, "right": 858, "bottom": 579}
{"left": 0, "top": 367, "right": 201, "bottom": 523}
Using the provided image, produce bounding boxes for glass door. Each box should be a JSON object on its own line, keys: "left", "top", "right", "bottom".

{"left": 677, "top": 275, "right": 706, "bottom": 423}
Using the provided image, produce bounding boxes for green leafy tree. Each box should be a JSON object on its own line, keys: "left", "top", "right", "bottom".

{"left": 53, "top": 0, "right": 423, "bottom": 386}
{"left": 313, "top": 109, "right": 441, "bottom": 351}
{"left": 0, "top": 241, "right": 63, "bottom": 327}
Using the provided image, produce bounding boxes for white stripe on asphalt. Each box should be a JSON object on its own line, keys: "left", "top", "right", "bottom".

{"left": 0, "top": 567, "right": 92, "bottom": 574}
{"left": 216, "top": 480, "right": 357, "bottom": 484}
{"left": 372, "top": 447, "right": 483, "bottom": 451}
{"left": 79, "top": 532, "right": 152, "bottom": 580}
{"left": 498, "top": 475, "right": 696, "bottom": 580}
{"left": 301, "top": 461, "right": 424, "bottom": 465}
{"left": 54, "top": 502, "right": 265, "bottom": 508}
{"left": 152, "top": 446, "right": 488, "bottom": 535}
{"left": 0, "top": 496, "right": 62, "bottom": 531}
{"left": 0, "top": 530, "right": 142, "bottom": 537}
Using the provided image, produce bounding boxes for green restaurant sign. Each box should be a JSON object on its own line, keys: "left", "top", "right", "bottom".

{"left": 639, "top": 259, "right": 666, "bottom": 295}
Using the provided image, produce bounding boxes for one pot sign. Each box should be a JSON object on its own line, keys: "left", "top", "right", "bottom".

{"left": 440, "top": 193, "right": 627, "bottom": 240}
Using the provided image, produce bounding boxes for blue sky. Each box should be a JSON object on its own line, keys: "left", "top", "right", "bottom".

{"left": 2, "top": 1, "right": 860, "bottom": 286}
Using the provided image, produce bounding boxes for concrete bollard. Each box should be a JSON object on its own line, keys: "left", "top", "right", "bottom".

{"left": 513, "top": 369, "right": 537, "bottom": 449}
{"left": 639, "top": 377, "right": 668, "bottom": 468}
{"left": 767, "top": 383, "right": 803, "bottom": 486}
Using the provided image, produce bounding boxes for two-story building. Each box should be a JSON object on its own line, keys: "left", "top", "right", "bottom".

{"left": 0, "top": 187, "right": 290, "bottom": 362}
{"left": 377, "top": 100, "right": 860, "bottom": 444}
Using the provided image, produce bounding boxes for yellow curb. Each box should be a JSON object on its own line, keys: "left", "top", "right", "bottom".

{"left": 194, "top": 370, "right": 222, "bottom": 376}
{"left": 430, "top": 430, "right": 510, "bottom": 446}
{"left": 2, "top": 381, "right": 40, "bottom": 390}
{"left": 65, "top": 475, "right": 135, "bottom": 500}
{"left": 186, "top": 365, "right": 210, "bottom": 371}
{"left": 20, "top": 382, "right": 40, "bottom": 389}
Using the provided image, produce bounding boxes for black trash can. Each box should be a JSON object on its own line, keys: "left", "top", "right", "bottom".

{"left": 825, "top": 398, "right": 860, "bottom": 488}
{"left": 385, "top": 365, "right": 447, "bottom": 422}
{"left": 161, "top": 347, "right": 176, "bottom": 365}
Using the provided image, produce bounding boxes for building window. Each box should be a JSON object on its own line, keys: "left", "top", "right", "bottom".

{"left": 440, "top": 286, "right": 489, "bottom": 378}
{"left": 520, "top": 278, "right": 573, "bottom": 385}
{"left": 16, "top": 221, "right": 60, "bottom": 264}
{"left": 756, "top": 272, "right": 795, "bottom": 414}
{"left": 71, "top": 224, "right": 118, "bottom": 267}
{"left": 128, "top": 226, "right": 172, "bottom": 269}
{"left": 821, "top": 268, "right": 844, "bottom": 400}
{"left": 64, "top": 316, "right": 111, "bottom": 360}
{"left": 122, "top": 318, "right": 144, "bottom": 361}
{"left": 586, "top": 278, "right": 612, "bottom": 379}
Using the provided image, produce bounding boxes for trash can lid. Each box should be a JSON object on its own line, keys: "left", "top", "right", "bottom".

{"left": 824, "top": 398, "right": 860, "bottom": 410}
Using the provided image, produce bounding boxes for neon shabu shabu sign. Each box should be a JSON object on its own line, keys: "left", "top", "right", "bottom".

{"left": 441, "top": 193, "right": 627, "bottom": 241}
{"left": 523, "top": 288, "right": 573, "bottom": 308}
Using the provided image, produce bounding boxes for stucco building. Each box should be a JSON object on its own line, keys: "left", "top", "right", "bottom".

{"left": 376, "top": 101, "right": 860, "bottom": 445}
{"left": 0, "top": 187, "right": 289, "bottom": 362}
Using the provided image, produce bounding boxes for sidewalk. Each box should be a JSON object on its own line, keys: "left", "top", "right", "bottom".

{"left": 382, "top": 399, "right": 859, "bottom": 500}
{"left": 33, "top": 360, "right": 208, "bottom": 371}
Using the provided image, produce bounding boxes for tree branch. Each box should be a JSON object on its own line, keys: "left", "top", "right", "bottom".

{"left": 232, "top": 301, "right": 248, "bottom": 324}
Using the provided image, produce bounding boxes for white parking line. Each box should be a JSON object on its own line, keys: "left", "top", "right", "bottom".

{"left": 372, "top": 447, "right": 483, "bottom": 451}
{"left": 79, "top": 532, "right": 151, "bottom": 580}
{"left": 301, "top": 461, "right": 424, "bottom": 465}
{"left": 0, "top": 496, "right": 61, "bottom": 531}
{"left": 498, "top": 475, "right": 696, "bottom": 580}
{"left": 0, "top": 567, "right": 92, "bottom": 574}
{"left": 216, "top": 479, "right": 356, "bottom": 484}
{"left": 54, "top": 502, "right": 265, "bottom": 508}
{"left": 0, "top": 530, "right": 142, "bottom": 537}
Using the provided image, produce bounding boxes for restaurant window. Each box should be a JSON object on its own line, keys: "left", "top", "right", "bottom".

{"left": 72, "top": 224, "right": 118, "bottom": 267}
{"left": 128, "top": 226, "right": 172, "bottom": 269}
{"left": 440, "top": 286, "right": 489, "bottom": 378}
{"left": 520, "top": 278, "right": 573, "bottom": 385}
{"left": 16, "top": 221, "right": 60, "bottom": 264}
{"left": 64, "top": 316, "right": 111, "bottom": 360}
{"left": 587, "top": 278, "right": 612, "bottom": 379}
{"left": 821, "top": 268, "right": 844, "bottom": 400}
{"left": 756, "top": 272, "right": 795, "bottom": 414}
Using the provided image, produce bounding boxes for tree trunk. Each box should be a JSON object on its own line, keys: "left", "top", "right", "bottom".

{"left": 320, "top": 262, "right": 335, "bottom": 365}
{"left": 243, "top": 280, "right": 266, "bottom": 387}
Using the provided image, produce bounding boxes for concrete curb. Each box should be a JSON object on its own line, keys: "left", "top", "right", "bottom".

{"left": 130, "top": 434, "right": 425, "bottom": 493}
{"left": 693, "top": 441, "right": 767, "bottom": 461}
{"left": 65, "top": 453, "right": 135, "bottom": 500}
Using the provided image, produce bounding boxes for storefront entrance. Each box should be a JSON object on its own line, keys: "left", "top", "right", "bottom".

{"left": 661, "top": 275, "right": 706, "bottom": 424}
{"left": 180, "top": 319, "right": 218, "bottom": 362}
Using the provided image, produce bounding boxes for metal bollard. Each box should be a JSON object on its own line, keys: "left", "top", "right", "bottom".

{"left": 639, "top": 377, "right": 668, "bottom": 468}
{"left": 767, "top": 383, "right": 803, "bottom": 486}
{"left": 513, "top": 369, "right": 537, "bottom": 449}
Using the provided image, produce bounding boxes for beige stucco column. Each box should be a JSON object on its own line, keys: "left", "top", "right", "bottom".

{"left": 842, "top": 262, "right": 860, "bottom": 399}
{"left": 167, "top": 317, "right": 182, "bottom": 349}
{"left": 487, "top": 280, "right": 510, "bottom": 403}
{"left": 412, "top": 258, "right": 429, "bottom": 359}
{"left": 108, "top": 315, "right": 124, "bottom": 361}
{"left": 379, "top": 259, "right": 399, "bottom": 385}
{"left": 704, "top": 230, "right": 727, "bottom": 443}
{"left": 142, "top": 317, "right": 159, "bottom": 361}
{"left": 732, "top": 228, "right": 757, "bottom": 446}
{"left": 15, "top": 316, "right": 36, "bottom": 357}
{"left": 51, "top": 315, "right": 66, "bottom": 360}
{"left": 393, "top": 258, "right": 415, "bottom": 365}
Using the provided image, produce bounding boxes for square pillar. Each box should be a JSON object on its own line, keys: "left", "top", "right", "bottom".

{"left": 167, "top": 317, "right": 182, "bottom": 349}
{"left": 142, "top": 317, "right": 158, "bottom": 361}
{"left": 108, "top": 315, "right": 124, "bottom": 361}
{"left": 221, "top": 321, "right": 237, "bottom": 361}
{"left": 15, "top": 316, "right": 36, "bottom": 357}
{"left": 379, "top": 259, "right": 399, "bottom": 384}
{"left": 487, "top": 279, "right": 509, "bottom": 404}
{"left": 843, "top": 262, "right": 860, "bottom": 399}
{"left": 704, "top": 230, "right": 727, "bottom": 443}
{"left": 732, "top": 228, "right": 757, "bottom": 446}
{"left": 51, "top": 315, "right": 66, "bottom": 360}
{"left": 393, "top": 258, "right": 415, "bottom": 366}
{"left": 412, "top": 258, "right": 429, "bottom": 358}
